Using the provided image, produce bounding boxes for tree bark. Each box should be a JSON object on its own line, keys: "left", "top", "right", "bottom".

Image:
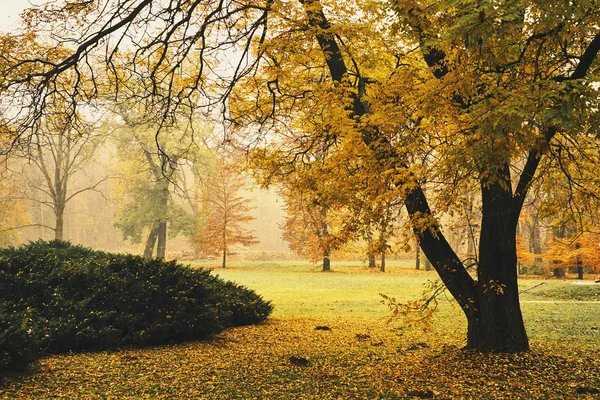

{"left": 155, "top": 176, "right": 169, "bottom": 259}
{"left": 54, "top": 208, "right": 64, "bottom": 241}
{"left": 156, "top": 221, "right": 167, "bottom": 259}
{"left": 380, "top": 252, "right": 386, "bottom": 272}
{"left": 300, "top": 0, "right": 547, "bottom": 352}
{"left": 143, "top": 226, "right": 158, "bottom": 259}
{"left": 465, "top": 174, "right": 529, "bottom": 352}
{"left": 368, "top": 253, "right": 376, "bottom": 268}
{"left": 322, "top": 250, "right": 331, "bottom": 271}
{"left": 577, "top": 259, "right": 584, "bottom": 280}
{"left": 415, "top": 245, "right": 421, "bottom": 270}
{"left": 222, "top": 248, "right": 227, "bottom": 269}
{"left": 321, "top": 207, "right": 331, "bottom": 271}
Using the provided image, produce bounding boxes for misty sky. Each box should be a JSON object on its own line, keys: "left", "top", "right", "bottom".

{"left": 0, "top": 0, "right": 30, "bottom": 31}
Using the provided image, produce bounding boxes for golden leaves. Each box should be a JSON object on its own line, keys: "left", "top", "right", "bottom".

{"left": 1, "top": 316, "right": 599, "bottom": 399}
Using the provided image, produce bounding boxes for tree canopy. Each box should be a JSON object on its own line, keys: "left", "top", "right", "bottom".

{"left": 1, "top": 0, "right": 600, "bottom": 352}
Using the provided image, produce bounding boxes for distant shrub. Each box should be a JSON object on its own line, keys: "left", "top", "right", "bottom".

{"left": 0, "top": 240, "right": 272, "bottom": 372}
{"left": 519, "top": 262, "right": 548, "bottom": 276}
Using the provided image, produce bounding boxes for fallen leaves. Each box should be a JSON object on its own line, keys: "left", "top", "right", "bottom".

{"left": 1, "top": 317, "right": 599, "bottom": 399}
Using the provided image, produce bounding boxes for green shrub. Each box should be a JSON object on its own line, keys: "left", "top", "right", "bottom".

{"left": 0, "top": 303, "right": 38, "bottom": 371}
{"left": 0, "top": 240, "right": 272, "bottom": 372}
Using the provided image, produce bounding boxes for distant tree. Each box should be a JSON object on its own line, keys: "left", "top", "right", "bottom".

{"left": 193, "top": 155, "right": 258, "bottom": 268}
{"left": 111, "top": 114, "right": 200, "bottom": 259}
{"left": 5, "top": 0, "right": 600, "bottom": 353}
{"left": 14, "top": 122, "right": 107, "bottom": 241}
{"left": 280, "top": 185, "right": 336, "bottom": 271}
{"left": 0, "top": 163, "right": 30, "bottom": 246}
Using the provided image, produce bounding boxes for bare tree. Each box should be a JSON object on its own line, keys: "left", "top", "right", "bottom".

{"left": 16, "top": 126, "right": 109, "bottom": 240}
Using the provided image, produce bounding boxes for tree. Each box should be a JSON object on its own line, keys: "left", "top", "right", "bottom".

{"left": 15, "top": 122, "right": 107, "bottom": 240}
{"left": 545, "top": 233, "right": 600, "bottom": 276}
{"left": 3, "top": 0, "right": 600, "bottom": 353}
{"left": 0, "top": 161, "right": 31, "bottom": 246}
{"left": 279, "top": 184, "right": 338, "bottom": 271}
{"left": 264, "top": 0, "right": 600, "bottom": 352}
{"left": 110, "top": 110, "right": 202, "bottom": 259}
{"left": 192, "top": 155, "right": 258, "bottom": 268}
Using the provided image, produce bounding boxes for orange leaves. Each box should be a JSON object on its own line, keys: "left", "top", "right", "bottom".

{"left": 192, "top": 155, "right": 259, "bottom": 264}
{"left": 545, "top": 233, "right": 600, "bottom": 273}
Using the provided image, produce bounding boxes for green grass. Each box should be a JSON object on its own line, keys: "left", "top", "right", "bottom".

{"left": 1, "top": 260, "right": 599, "bottom": 399}
{"left": 193, "top": 260, "right": 599, "bottom": 346}
{"left": 205, "top": 263, "right": 433, "bottom": 318}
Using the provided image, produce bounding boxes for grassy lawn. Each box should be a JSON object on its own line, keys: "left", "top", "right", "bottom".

{"left": 1, "top": 261, "right": 599, "bottom": 399}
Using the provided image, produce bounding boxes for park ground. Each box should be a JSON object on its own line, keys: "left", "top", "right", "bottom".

{"left": 1, "top": 261, "right": 599, "bottom": 399}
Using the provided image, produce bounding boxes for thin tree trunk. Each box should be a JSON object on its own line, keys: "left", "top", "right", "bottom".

{"left": 577, "top": 258, "right": 584, "bottom": 280}
{"left": 143, "top": 226, "right": 158, "bottom": 259}
{"left": 322, "top": 249, "right": 331, "bottom": 271}
{"left": 156, "top": 221, "right": 167, "bottom": 259}
{"left": 321, "top": 207, "right": 331, "bottom": 271}
{"left": 366, "top": 233, "right": 376, "bottom": 267}
{"left": 380, "top": 252, "right": 386, "bottom": 272}
{"left": 425, "top": 258, "right": 432, "bottom": 271}
{"left": 156, "top": 178, "right": 169, "bottom": 259}
{"left": 530, "top": 214, "right": 542, "bottom": 255}
{"left": 222, "top": 248, "right": 227, "bottom": 269}
{"left": 416, "top": 245, "right": 421, "bottom": 270}
{"left": 368, "top": 254, "right": 376, "bottom": 268}
{"left": 55, "top": 211, "right": 64, "bottom": 240}
{"left": 415, "top": 244, "right": 421, "bottom": 271}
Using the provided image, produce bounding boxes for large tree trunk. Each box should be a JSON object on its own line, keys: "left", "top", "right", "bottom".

{"left": 299, "top": 0, "right": 553, "bottom": 353}
{"left": 465, "top": 174, "right": 528, "bottom": 352}
{"left": 409, "top": 183, "right": 529, "bottom": 352}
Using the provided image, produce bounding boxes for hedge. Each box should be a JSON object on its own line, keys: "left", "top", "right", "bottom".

{"left": 0, "top": 240, "right": 272, "bottom": 371}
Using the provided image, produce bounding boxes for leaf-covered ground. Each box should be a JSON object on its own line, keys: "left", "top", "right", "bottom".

{"left": 1, "top": 261, "right": 599, "bottom": 399}
{"left": 1, "top": 317, "right": 599, "bottom": 399}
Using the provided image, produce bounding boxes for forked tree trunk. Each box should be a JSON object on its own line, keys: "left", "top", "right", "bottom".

{"left": 462, "top": 173, "right": 528, "bottom": 352}
{"left": 407, "top": 184, "right": 529, "bottom": 353}
{"left": 298, "top": 0, "right": 566, "bottom": 353}
{"left": 465, "top": 185, "right": 528, "bottom": 351}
